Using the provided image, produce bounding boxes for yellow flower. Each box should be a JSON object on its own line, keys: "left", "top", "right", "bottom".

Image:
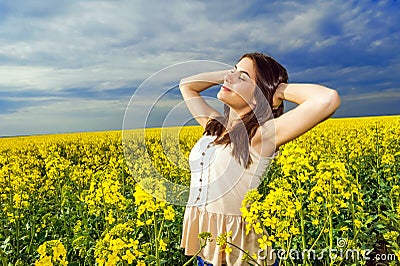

{"left": 278, "top": 231, "right": 291, "bottom": 240}
{"left": 137, "top": 260, "right": 146, "bottom": 266}
{"left": 312, "top": 219, "right": 319, "bottom": 226}
{"left": 34, "top": 255, "right": 52, "bottom": 266}
{"left": 110, "top": 238, "right": 125, "bottom": 251}
{"left": 258, "top": 235, "right": 272, "bottom": 250}
{"left": 354, "top": 219, "right": 362, "bottom": 228}
{"left": 395, "top": 250, "right": 400, "bottom": 261}
{"left": 2, "top": 115, "right": 399, "bottom": 266}
{"left": 136, "top": 219, "right": 145, "bottom": 227}
{"left": 268, "top": 235, "right": 276, "bottom": 242}
{"left": 163, "top": 206, "right": 175, "bottom": 220}
{"left": 107, "top": 251, "right": 120, "bottom": 265}
{"left": 381, "top": 154, "right": 395, "bottom": 165}
{"left": 37, "top": 243, "right": 47, "bottom": 256}
{"left": 383, "top": 231, "right": 400, "bottom": 241}
{"left": 216, "top": 231, "right": 232, "bottom": 248}
{"left": 94, "top": 222, "right": 140, "bottom": 264}
{"left": 96, "top": 257, "right": 106, "bottom": 266}
{"left": 340, "top": 226, "right": 349, "bottom": 232}
{"left": 105, "top": 210, "right": 116, "bottom": 225}
{"left": 122, "top": 250, "right": 136, "bottom": 264}
{"left": 290, "top": 226, "right": 300, "bottom": 235}
{"left": 224, "top": 245, "right": 233, "bottom": 255}
{"left": 159, "top": 239, "right": 167, "bottom": 251}
{"left": 34, "top": 240, "right": 68, "bottom": 266}
{"left": 253, "top": 222, "right": 263, "bottom": 234}
{"left": 52, "top": 242, "right": 67, "bottom": 260}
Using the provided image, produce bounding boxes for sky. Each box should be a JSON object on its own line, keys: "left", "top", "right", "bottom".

{"left": 0, "top": 0, "right": 399, "bottom": 136}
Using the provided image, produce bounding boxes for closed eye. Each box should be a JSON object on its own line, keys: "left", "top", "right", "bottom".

{"left": 231, "top": 68, "right": 246, "bottom": 81}
{"left": 234, "top": 65, "right": 251, "bottom": 80}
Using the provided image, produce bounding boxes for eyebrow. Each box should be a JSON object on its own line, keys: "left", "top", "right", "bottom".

{"left": 234, "top": 65, "right": 251, "bottom": 79}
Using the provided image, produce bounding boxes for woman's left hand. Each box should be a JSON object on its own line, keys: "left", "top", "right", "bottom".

{"left": 272, "top": 83, "right": 286, "bottom": 110}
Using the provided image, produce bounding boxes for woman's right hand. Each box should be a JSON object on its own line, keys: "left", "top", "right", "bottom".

{"left": 272, "top": 83, "right": 286, "bottom": 110}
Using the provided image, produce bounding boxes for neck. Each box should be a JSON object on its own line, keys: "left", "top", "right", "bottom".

{"left": 227, "top": 107, "right": 251, "bottom": 129}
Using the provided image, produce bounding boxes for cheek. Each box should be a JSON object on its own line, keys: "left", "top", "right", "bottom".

{"left": 240, "top": 85, "right": 255, "bottom": 101}
{"left": 234, "top": 90, "right": 254, "bottom": 105}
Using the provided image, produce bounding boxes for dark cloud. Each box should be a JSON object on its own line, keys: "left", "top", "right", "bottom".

{"left": 338, "top": 95, "right": 400, "bottom": 117}
{"left": 0, "top": 0, "right": 399, "bottom": 135}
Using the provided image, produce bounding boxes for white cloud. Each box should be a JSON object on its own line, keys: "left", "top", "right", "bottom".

{"left": 0, "top": 0, "right": 396, "bottom": 91}
{"left": 342, "top": 88, "right": 400, "bottom": 101}
{"left": 0, "top": 97, "right": 126, "bottom": 136}
{"left": 0, "top": 0, "right": 399, "bottom": 135}
{"left": 336, "top": 88, "right": 400, "bottom": 117}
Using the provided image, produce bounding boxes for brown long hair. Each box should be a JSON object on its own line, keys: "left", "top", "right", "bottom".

{"left": 204, "top": 52, "right": 288, "bottom": 168}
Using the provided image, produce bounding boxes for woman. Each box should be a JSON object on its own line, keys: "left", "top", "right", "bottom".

{"left": 179, "top": 52, "right": 340, "bottom": 265}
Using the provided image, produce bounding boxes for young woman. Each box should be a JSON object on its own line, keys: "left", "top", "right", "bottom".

{"left": 179, "top": 52, "right": 341, "bottom": 265}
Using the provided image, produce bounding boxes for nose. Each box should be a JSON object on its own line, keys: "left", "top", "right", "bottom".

{"left": 224, "top": 71, "right": 237, "bottom": 84}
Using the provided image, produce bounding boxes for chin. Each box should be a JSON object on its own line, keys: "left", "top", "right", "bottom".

{"left": 217, "top": 92, "right": 228, "bottom": 104}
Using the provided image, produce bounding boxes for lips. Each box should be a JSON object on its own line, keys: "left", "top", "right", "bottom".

{"left": 221, "top": 85, "right": 232, "bottom": 92}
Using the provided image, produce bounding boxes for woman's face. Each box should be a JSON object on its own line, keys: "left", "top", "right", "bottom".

{"left": 217, "top": 57, "right": 257, "bottom": 111}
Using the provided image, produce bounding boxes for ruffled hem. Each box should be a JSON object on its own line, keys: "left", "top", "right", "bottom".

{"left": 181, "top": 206, "right": 276, "bottom": 266}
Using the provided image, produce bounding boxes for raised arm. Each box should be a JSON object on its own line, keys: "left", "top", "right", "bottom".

{"left": 179, "top": 70, "right": 229, "bottom": 128}
{"left": 271, "top": 83, "right": 341, "bottom": 148}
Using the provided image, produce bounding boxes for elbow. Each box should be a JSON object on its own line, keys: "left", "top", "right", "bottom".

{"left": 179, "top": 78, "right": 192, "bottom": 92}
{"left": 179, "top": 79, "right": 185, "bottom": 91}
{"left": 328, "top": 89, "right": 341, "bottom": 112}
{"left": 319, "top": 89, "right": 341, "bottom": 117}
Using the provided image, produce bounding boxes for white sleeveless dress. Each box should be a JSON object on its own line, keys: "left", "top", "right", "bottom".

{"left": 180, "top": 135, "right": 278, "bottom": 265}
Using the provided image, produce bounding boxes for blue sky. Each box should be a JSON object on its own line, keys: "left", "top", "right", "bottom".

{"left": 0, "top": 0, "right": 399, "bottom": 136}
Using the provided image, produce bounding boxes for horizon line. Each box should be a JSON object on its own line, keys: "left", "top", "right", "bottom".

{"left": 1, "top": 113, "right": 399, "bottom": 139}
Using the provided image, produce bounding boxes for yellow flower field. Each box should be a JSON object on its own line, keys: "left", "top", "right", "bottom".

{"left": 0, "top": 115, "right": 399, "bottom": 265}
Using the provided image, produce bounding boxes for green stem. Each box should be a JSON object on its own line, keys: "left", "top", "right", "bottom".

{"left": 298, "top": 194, "right": 306, "bottom": 251}
{"left": 329, "top": 172, "right": 333, "bottom": 255}
{"left": 16, "top": 210, "right": 20, "bottom": 256}
{"left": 309, "top": 209, "right": 333, "bottom": 251}
{"left": 153, "top": 212, "right": 160, "bottom": 266}
{"left": 350, "top": 192, "right": 356, "bottom": 240}
{"left": 5, "top": 153, "right": 17, "bottom": 257}
{"left": 27, "top": 201, "right": 35, "bottom": 257}
{"left": 183, "top": 238, "right": 210, "bottom": 266}
{"left": 389, "top": 191, "right": 395, "bottom": 212}
{"left": 158, "top": 217, "right": 165, "bottom": 240}
{"left": 227, "top": 241, "right": 261, "bottom": 266}
{"left": 100, "top": 179, "right": 109, "bottom": 231}
{"left": 329, "top": 207, "right": 333, "bottom": 265}
{"left": 285, "top": 234, "right": 295, "bottom": 266}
